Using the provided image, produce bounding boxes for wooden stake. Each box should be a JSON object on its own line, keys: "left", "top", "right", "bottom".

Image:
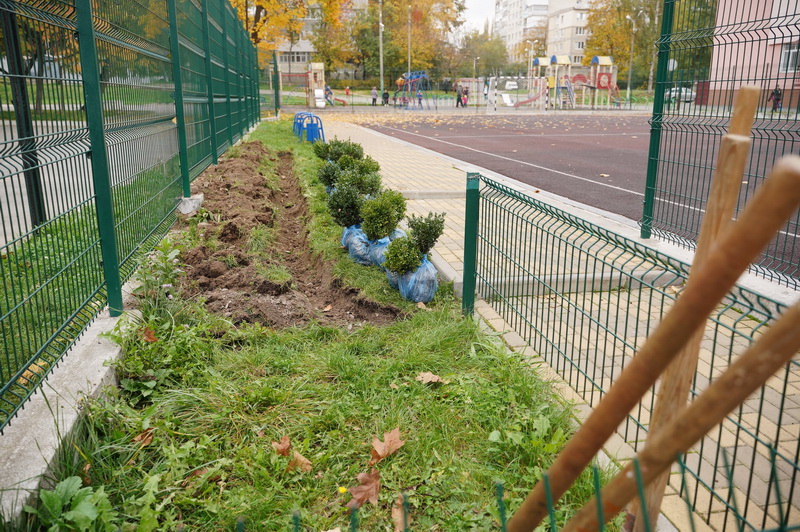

{"left": 506, "top": 155, "right": 800, "bottom": 532}
{"left": 561, "top": 301, "right": 800, "bottom": 532}
{"left": 631, "top": 85, "right": 761, "bottom": 532}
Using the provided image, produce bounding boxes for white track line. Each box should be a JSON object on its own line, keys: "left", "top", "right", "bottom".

{"left": 432, "top": 132, "right": 652, "bottom": 139}
{"left": 381, "top": 125, "right": 645, "bottom": 197}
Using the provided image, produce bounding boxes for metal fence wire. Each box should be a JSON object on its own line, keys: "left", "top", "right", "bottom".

{"left": 0, "top": 0, "right": 260, "bottom": 431}
{"left": 463, "top": 173, "right": 799, "bottom": 531}
{"left": 641, "top": 0, "right": 800, "bottom": 290}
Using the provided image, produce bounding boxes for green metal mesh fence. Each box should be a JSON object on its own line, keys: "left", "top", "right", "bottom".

{"left": 0, "top": 0, "right": 260, "bottom": 431}
{"left": 464, "top": 174, "right": 799, "bottom": 530}
{"left": 641, "top": 0, "right": 800, "bottom": 290}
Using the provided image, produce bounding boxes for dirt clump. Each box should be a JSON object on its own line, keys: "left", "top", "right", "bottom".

{"left": 179, "top": 141, "right": 399, "bottom": 329}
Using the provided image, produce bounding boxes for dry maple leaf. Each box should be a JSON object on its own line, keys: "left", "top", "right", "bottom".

{"left": 415, "top": 371, "right": 443, "bottom": 384}
{"left": 141, "top": 327, "right": 158, "bottom": 343}
{"left": 132, "top": 428, "right": 154, "bottom": 447}
{"left": 346, "top": 469, "right": 381, "bottom": 510}
{"left": 181, "top": 468, "right": 208, "bottom": 487}
{"left": 286, "top": 451, "right": 312, "bottom": 473}
{"left": 369, "top": 427, "right": 406, "bottom": 466}
{"left": 392, "top": 495, "right": 412, "bottom": 532}
{"left": 323, "top": 304, "right": 333, "bottom": 312}
{"left": 271, "top": 435, "right": 291, "bottom": 456}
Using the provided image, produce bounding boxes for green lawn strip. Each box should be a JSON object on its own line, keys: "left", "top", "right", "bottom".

{"left": 30, "top": 118, "right": 618, "bottom": 531}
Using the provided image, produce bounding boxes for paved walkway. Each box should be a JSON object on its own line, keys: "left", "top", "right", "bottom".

{"left": 322, "top": 115, "right": 800, "bottom": 532}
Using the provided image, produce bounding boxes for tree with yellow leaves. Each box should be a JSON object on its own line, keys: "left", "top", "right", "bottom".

{"left": 230, "top": 0, "right": 307, "bottom": 49}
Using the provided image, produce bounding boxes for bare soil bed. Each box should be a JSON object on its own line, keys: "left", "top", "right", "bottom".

{"left": 179, "top": 141, "right": 399, "bottom": 328}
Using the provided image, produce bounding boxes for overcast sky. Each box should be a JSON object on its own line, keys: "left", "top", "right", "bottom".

{"left": 462, "top": 0, "right": 494, "bottom": 32}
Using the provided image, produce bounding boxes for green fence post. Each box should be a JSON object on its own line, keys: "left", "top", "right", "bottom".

{"left": 76, "top": 0, "right": 123, "bottom": 316}
{"left": 0, "top": 10, "right": 47, "bottom": 229}
{"left": 200, "top": 0, "right": 218, "bottom": 164}
{"left": 167, "top": 0, "right": 191, "bottom": 197}
{"left": 462, "top": 173, "right": 480, "bottom": 316}
{"left": 640, "top": 0, "right": 676, "bottom": 239}
{"left": 221, "top": 9, "right": 234, "bottom": 147}
{"left": 273, "top": 51, "right": 280, "bottom": 115}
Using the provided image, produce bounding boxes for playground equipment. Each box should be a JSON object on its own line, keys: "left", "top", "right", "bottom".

{"left": 394, "top": 71, "right": 434, "bottom": 110}
{"left": 293, "top": 112, "right": 325, "bottom": 143}
{"left": 589, "top": 56, "right": 618, "bottom": 109}
{"left": 307, "top": 63, "right": 325, "bottom": 108}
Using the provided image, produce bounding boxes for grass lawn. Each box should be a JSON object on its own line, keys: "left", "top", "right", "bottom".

{"left": 15, "top": 119, "right": 616, "bottom": 531}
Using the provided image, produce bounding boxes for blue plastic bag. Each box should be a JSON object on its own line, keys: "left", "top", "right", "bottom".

{"left": 348, "top": 229, "right": 372, "bottom": 266}
{"left": 386, "top": 269, "right": 400, "bottom": 289}
{"left": 398, "top": 256, "right": 438, "bottom": 303}
{"left": 368, "top": 237, "right": 391, "bottom": 267}
{"left": 341, "top": 224, "right": 362, "bottom": 248}
{"left": 389, "top": 228, "right": 406, "bottom": 241}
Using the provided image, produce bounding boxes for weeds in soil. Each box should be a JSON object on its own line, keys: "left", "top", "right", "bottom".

{"left": 21, "top": 118, "right": 618, "bottom": 531}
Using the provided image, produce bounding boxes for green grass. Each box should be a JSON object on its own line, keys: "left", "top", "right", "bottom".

{"left": 17, "top": 118, "right": 619, "bottom": 531}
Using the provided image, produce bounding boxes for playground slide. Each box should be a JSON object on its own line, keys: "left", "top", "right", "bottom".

{"left": 514, "top": 93, "right": 541, "bottom": 108}
{"left": 333, "top": 97, "right": 347, "bottom": 106}
{"left": 501, "top": 93, "right": 514, "bottom": 106}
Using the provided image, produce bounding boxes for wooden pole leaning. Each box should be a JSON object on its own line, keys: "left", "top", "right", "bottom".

{"left": 561, "top": 300, "right": 800, "bottom": 532}
{"left": 506, "top": 154, "right": 800, "bottom": 532}
{"left": 631, "top": 85, "right": 761, "bottom": 532}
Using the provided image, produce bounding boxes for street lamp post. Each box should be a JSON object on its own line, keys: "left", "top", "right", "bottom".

{"left": 473, "top": 56, "right": 479, "bottom": 109}
{"left": 379, "top": 0, "right": 384, "bottom": 101}
{"left": 625, "top": 14, "right": 637, "bottom": 110}
{"left": 407, "top": 5, "right": 411, "bottom": 80}
{"left": 526, "top": 39, "right": 538, "bottom": 99}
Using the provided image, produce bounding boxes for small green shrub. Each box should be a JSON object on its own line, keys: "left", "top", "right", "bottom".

{"left": 360, "top": 190, "right": 407, "bottom": 241}
{"left": 337, "top": 169, "right": 382, "bottom": 196}
{"left": 356, "top": 155, "right": 381, "bottom": 175}
{"left": 327, "top": 139, "right": 364, "bottom": 162}
{"left": 408, "top": 212, "right": 445, "bottom": 254}
{"left": 25, "top": 476, "right": 118, "bottom": 531}
{"left": 317, "top": 160, "right": 342, "bottom": 187}
{"left": 384, "top": 237, "right": 422, "bottom": 274}
{"left": 337, "top": 154, "right": 357, "bottom": 172}
{"left": 327, "top": 184, "right": 364, "bottom": 227}
{"left": 312, "top": 140, "right": 330, "bottom": 160}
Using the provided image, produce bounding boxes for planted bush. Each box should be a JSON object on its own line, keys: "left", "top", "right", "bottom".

{"left": 318, "top": 160, "right": 342, "bottom": 188}
{"left": 337, "top": 169, "right": 382, "bottom": 197}
{"left": 384, "top": 237, "right": 422, "bottom": 275}
{"left": 327, "top": 184, "right": 364, "bottom": 227}
{"left": 327, "top": 139, "right": 364, "bottom": 162}
{"left": 407, "top": 212, "right": 445, "bottom": 254}
{"left": 360, "top": 190, "right": 407, "bottom": 241}
{"left": 312, "top": 140, "right": 330, "bottom": 160}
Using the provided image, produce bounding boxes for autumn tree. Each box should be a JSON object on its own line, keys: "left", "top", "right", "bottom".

{"left": 309, "top": 0, "right": 357, "bottom": 74}
{"left": 230, "top": 0, "right": 306, "bottom": 55}
{"left": 585, "top": 0, "right": 660, "bottom": 91}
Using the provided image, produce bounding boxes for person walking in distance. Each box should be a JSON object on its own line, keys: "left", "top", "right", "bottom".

{"left": 768, "top": 85, "right": 782, "bottom": 113}
{"left": 456, "top": 84, "right": 463, "bottom": 108}
{"left": 371, "top": 86, "right": 378, "bottom": 106}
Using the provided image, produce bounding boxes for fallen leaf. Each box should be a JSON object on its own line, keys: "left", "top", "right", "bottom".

{"left": 133, "top": 428, "right": 154, "bottom": 447}
{"left": 346, "top": 469, "right": 381, "bottom": 510}
{"left": 81, "top": 463, "right": 91, "bottom": 485}
{"left": 389, "top": 383, "right": 399, "bottom": 390}
{"left": 369, "top": 427, "right": 406, "bottom": 465}
{"left": 256, "top": 429, "right": 265, "bottom": 438}
{"left": 416, "top": 371, "right": 443, "bottom": 384}
{"left": 323, "top": 304, "right": 333, "bottom": 312}
{"left": 599, "top": 173, "right": 610, "bottom": 177}
{"left": 181, "top": 468, "right": 209, "bottom": 487}
{"left": 287, "top": 451, "right": 312, "bottom": 472}
{"left": 392, "top": 495, "right": 411, "bottom": 532}
{"left": 415, "top": 301, "right": 427, "bottom": 310}
{"left": 142, "top": 327, "right": 158, "bottom": 343}
{"left": 322, "top": 529, "right": 342, "bottom": 532}
{"left": 271, "top": 435, "right": 291, "bottom": 456}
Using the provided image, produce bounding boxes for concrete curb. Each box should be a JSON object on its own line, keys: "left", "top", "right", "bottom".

{"left": 0, "top": 308, "right": 123, "bottom": 523}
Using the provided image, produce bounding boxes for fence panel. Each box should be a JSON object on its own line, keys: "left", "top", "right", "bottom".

{"left": 641, "top": 0, "right": 800, "bottom": 290}
{"left": 466, "top": 174, "right": 799, "bottom": 530}
{"left": 0, "top": 0, "right": 259, "bottom": 432}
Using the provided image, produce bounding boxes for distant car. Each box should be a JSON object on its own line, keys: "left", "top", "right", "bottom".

{"left": 505, "top": 81, "right": 518, "bottom": 90}
{"left": 666, "top": 87, "right": 696, "bottom": 103}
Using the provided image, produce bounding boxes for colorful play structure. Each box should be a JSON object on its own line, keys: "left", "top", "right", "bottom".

{"left": 504, "top": 55, "right": 619, "bottom": 110}
{"left": 393, "top": 71, "right": 433, "bottom": 110}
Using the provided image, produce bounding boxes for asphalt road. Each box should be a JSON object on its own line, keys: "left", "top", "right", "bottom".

{"left": 360, "top": 114, "right": 652, "bottom": 223}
